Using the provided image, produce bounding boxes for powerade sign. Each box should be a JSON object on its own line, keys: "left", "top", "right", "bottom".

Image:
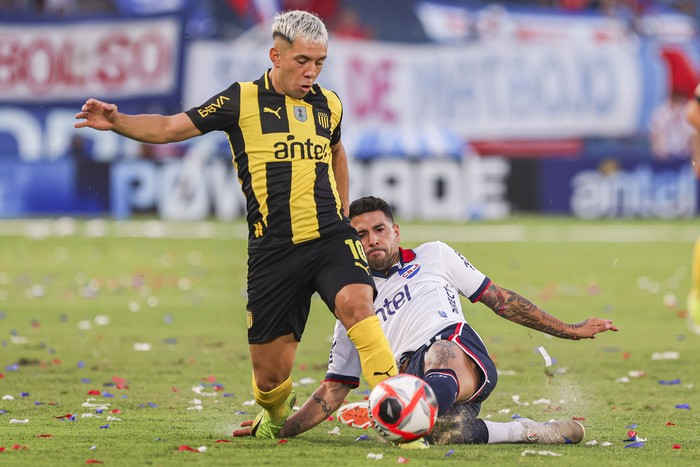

{"left": 540, "top": 159, "right": 698, "bottom": 218}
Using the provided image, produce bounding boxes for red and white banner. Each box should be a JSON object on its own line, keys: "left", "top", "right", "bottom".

{"left": 0, "top": 16, "right": 181, "bottom": 102}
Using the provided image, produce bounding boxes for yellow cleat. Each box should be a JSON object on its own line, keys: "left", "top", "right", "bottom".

{"left": 398, "top": 437, "right": 430, "bottom": 449}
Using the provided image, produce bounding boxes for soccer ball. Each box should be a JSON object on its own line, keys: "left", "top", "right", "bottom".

{"left": 367, "top": 374, "right": 439, "bottom": 443}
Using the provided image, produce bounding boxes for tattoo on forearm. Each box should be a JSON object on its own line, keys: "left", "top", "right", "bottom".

{"left": 283, "top": 420, "right": 303, "bottom": 438}
{"left": 312, "top": 394, "right": 333, "bottom": 418}
{"left": 483, "top": 284, "right": 574, "bottom": 339}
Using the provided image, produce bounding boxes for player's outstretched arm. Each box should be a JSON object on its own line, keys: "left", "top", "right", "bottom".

{"left": 232, "top": 381, "right": 352, "bottom": 438}
{"left": 479, "top": 282, "right": 618, "bottom": 340}
{"left": 74, "top": 98, "right": 201, "bottom": 144}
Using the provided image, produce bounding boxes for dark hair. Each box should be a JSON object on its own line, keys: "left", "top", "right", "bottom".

{"left": 349, "top": 196, "right": 394, "bottom": 222}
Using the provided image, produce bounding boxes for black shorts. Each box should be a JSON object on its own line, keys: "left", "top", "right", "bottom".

{"left": 246, "top": 227, "right": 375, "bottom": 344}
{"left": 402, "top": 322, "right": 498, "bottom": 408}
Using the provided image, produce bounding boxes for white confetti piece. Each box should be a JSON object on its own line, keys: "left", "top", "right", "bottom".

{"left": 197, "top": 446, "right": 207, "bottom": 453}
{"left": 128, "top": 301, "right": 141, "bottom": 313}
{"left": 616, "top": 377, "right": 630, "bottom": 383}
{"left": 187, "top": 405, "right": 203, "bottom": 411}
{"left": 81, "top": 413, "right": 100, "bottom": 418}
{"left": 106, "top": 416, "right": 121, "bottom": 421}
{"left": 133, "top": 342, "right": 152, "bottom": 351}
{"left": 537, "top": 346, "right": 552, "bottom": 367}
{"left": 511, "top": 395, "right": 529, "bottom": 406}
{"left": 497, "top": 369, "right": 516, "bottom": 376}
{"left": 628, "top": 370, "right": 645, "bottom": 378}
{"left": 94, "top": 315, "right": 111, "bottom": 326}
{"left": 189, "top": 399, "right": 202, "bottom": 405}
{"left": 521, "top": 450, "right": 561, "bottom": 457}
{"left": 367, "top": 453, "right": 384, "bottom": 460}
{"left": 82, "top": 402, "right": 111, "bottom": 408}
{"left": 242, "top": 399, "right": 256, "bottom": 406}
{"left": 77, "top": 320, "right": 93, "bottom": 330}
{"left": 498, "top": 408, "right": 511, "bottom": 414}
{"left": 191, "top": 386, "right": 217, "bottom": 396}
{"left": 2, "top": 394, "right": 15, "bottom": 400}
{"left": 586, "top": 440, "right": 597, "bottom": 445}
{"left": 532, "top": 398, "right": 552, "bottom": 405}
{"left": 652, "top": 351, "right": 679, "bottom": 360}
{"left": 10, "top": 418, "right": 29, "bottom": 424}
{"left": 600, "top": 441, "right": 613, "bottom": 447}
{"left": 327, "top": 426, "right": 341, "bottom": 435}
{"left": 299, "top": 377, "right": 316, "bottom": 385}
{"left": 10, "top": 335, "right": 28, "bottom": 344}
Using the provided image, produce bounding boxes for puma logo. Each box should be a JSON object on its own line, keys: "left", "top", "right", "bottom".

{"left": 373, "top": 365, "right": 394, "bottom": 378}
{"left": 263, "top": 106, "right": 282, "bottom": 119}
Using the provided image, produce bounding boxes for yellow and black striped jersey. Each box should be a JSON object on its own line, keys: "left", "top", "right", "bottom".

{"left": 186, "top": 70, "right": 348, "bottom": 249}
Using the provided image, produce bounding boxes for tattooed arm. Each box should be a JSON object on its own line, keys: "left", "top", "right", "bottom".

{"left": 278, "top": 381, "right": 352, "bottom": 438}
{"left": 478, "top": 282, "right": 618, "bottom": 339}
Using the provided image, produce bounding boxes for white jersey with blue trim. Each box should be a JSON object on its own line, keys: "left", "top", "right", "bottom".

{"left": 326, "top": 241, "right": 491, "bottom": 385}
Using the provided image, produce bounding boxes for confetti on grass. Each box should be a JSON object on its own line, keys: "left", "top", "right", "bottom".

{"left": 537, "top": 347, "right": 552, "bottom": 367}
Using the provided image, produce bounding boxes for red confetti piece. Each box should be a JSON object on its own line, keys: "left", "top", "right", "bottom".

{"left": 109, "top": 409, "right": 122, "bottom": 414}
{"left": 672, "top": 444, "right": 681, "bottom": 450}
{"left": 112, "top": 376, "right": 128, "bottom": 384}
{"left": 52, "top": 359, "right": 62, "bottom": 365}
{"left": 55, "top": 414, "right": 73, "bottom": 419}
{"left": 0, "top": 447, "right": 5, "bottom": 452}
{"left": 397, "top": 456, "right": 410, "bottom": 463}
{"left": 215, "top": 439, "right": 231, "bottom": 443}
{"left": 0, "top": 373, "right": 4, "bottom": 379}
{"left": 623, "top": 352, "right": 631, "bottom": 359}
{"left": 205, "top": 375, "right": 217, "bottom": 382}
{"left": 87, "top": 390, "right": 101, "bottom": 395}
{"left": 86, "top": 460, "right": 104, "bottom": 464}
{"left": 12, "top": 444, "right": 27, "bottom": 450}
{"left": 572, "top": 417, "right": 586, "bottom": 421}
{"left": 178, "top": 445, "right": 199, "bottom": 452}
{"left": 626, "top": 430, "right": 637, "bottom": 438}
{"left": 35, "top": 434, "right": 54, "bottom": 438}
{"left": 666, "top": 422, "right": 676, "bottom": 426}
{"left": 277, "top": 439, "right": 288, "bottom": 445}
{"left": 171, "top": 387, "right": 179, "bottom": 392}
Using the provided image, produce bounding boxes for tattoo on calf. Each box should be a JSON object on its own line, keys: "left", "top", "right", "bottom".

{"left": 312, "top": 394, "right": 333, "bottom": 418}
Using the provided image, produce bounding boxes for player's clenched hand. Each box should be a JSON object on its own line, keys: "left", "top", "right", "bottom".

{"left": 571, "top": 318, "right": 618, "bottom": 339}
{"left": 232, "top": 419, "right": 254, "bottom": 437}
{"left": 74, "top": 98, "right": 118, "bottom": 131}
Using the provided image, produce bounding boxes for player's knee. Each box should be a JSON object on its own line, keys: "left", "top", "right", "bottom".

{"left": 334, "top": 286, "right": 374, "bottom": 328}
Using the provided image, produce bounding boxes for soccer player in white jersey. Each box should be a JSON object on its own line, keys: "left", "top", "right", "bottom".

{"left": 235, "top": 196, "right": 618, "bottom": 446}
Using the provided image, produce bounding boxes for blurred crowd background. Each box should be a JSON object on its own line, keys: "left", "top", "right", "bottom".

{"left": 0, "top": 0, "right": 698, "bottom": 221}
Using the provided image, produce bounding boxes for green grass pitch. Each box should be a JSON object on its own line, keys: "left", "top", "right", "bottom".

{"left": 0, "top": 217, "right": 699, "bottom": 466}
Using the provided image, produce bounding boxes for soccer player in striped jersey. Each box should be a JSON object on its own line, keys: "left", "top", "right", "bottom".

{"left": 265, "top": 196, "right": 617, "bottom": 446}
{"left": 684, "top": 86, "right": 700, "bottom": 334}
{"left": 74, "top": 11, "right": 397, "bottom": 438}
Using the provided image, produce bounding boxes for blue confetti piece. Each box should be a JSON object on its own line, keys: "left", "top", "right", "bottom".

{"left": 163, "top": 338, "right": 177, "bottom": 345}
{"left": 69, "top": 415, "right": 76, "bottom": 421}
{"left": 511, "top": 414, "right": 521, "bottom": 419}
{"left": 675, "top": 404, "right": 691, "bottom": 410}
{"left": 659, "top": 379, "right": 681, "bottom": 385}
{"left": 445, "top": 449, "right": 455, "bottom": 457}
{"left": 122, "top": 395, "right": 128, "bottom": 399}
{"left": 223, "top": 393, "right": 235, "bottom": 398}
{"left": 0, "top": 409, "right": 8, "bottom": 414}
{"left": 625, "top": 442, "right": 645, "bottom": 448}
{"left": 20, "top": 392, "right": 30, "bottom": 397}
{"left": 77, "top": 360, "right": 85, "bottom": 369}
{"left": 355, "top": 389, "right": 371, "bottom": 395}
{"left": 96, "top": 409, "right": 103, "bottom": 414}
{"left": 626, "top": 424, "right": 637, "bottom": 429}
{"left": 5, "top": 363, "right": 19, "bottom": 371}
{"left": 81, "top": 378, "right": 92, "bottom": 384}
{"left": 235, "top": 410, "right": 247, "bottom": 415}
{"left": 99, "top": 424, "right": 110, "bottom": 429}
{"left": 34, "top": 401, "right": 44, "bottom": 406}
{"left": 147, "top": 402, "right": 158, "bottom": 408}
{"left": 355, "top": 434, "right": 370, "bottom": 441}
{"left": 0, "top": 311, "right": 6, "bottom": 319}
{"left": 163, "top": 314, "right": 173, "bottom": 324}
{"left": 102, "top": 392, "right": 115, "bottom": 398}
{"left": 48, "top": 348, "right": 55, "bottom": 355}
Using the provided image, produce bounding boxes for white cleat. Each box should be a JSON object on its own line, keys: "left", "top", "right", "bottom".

{"left": 516, "top": 418, "right": 585, "bottom": 445}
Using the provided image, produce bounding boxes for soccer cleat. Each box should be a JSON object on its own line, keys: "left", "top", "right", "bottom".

{"left": 336, "top": 401, "right": 372, "bottom": 429}
{"left": 398, "top": 437, "right": 430, "bottom": 449}
{"left": 250, "top": 390, "right": 297, "bottom": 439}
{"left": 516, "top": 418, "right": 585, "bottom": 445}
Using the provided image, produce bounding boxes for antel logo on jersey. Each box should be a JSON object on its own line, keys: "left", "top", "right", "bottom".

{"left": 399, "top": 264, "right": 420, "bottom": 279}
{"left": 274, "top": 135, "right": 329, "bottom": 160}
{"left": 375, "top": 284, "right": 412, "bottom": 322}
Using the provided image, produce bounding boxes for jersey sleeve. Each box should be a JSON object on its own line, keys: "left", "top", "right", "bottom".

{"left": 326, "top": 90, "right": 343, "bottom": 146}
{"left": 184, "top": 83, "right": 240, "bottom": 134}
{"left": 436, "top": 241, "right": 491, "bottom": 302}
{"left": 324, "top": 320, "right": 361, "bottom": 387}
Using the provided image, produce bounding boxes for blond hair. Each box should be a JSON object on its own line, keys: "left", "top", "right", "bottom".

{"left": 271, "top": 10, "right": 328, "bottom": 46}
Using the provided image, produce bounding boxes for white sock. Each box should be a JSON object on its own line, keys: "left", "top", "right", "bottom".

{"left": 483, "top": 420, "right": 526, "bottom": 443}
